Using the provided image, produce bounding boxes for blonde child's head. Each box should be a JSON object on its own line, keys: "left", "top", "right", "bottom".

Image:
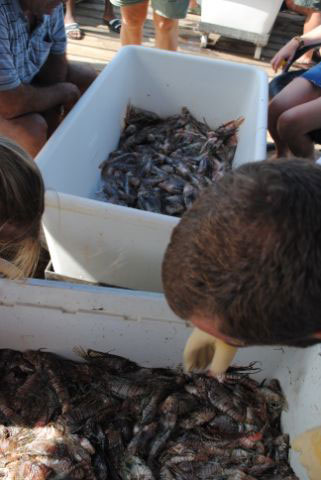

{"left": 0, "top": 137, "right": 45, "bottom": 278}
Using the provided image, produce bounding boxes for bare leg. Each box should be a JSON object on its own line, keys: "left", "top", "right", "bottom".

{"left": 64, "top": 0, "right": 82, "bottom": 40}
{"left": 0, "top": 114, "right": 48, "bottom": 158}
{"left": 278, "top": 96, "right": 321, "bottom": 158}
{"left": 268, "top": 78, "right": 321, "bottom": 158}
{"left": 103, "top": 0, "right": 115, "bottom": 22}
{"left": 0, "top": 63, "right": 96, "bottom": 158}
{"left": 153, "top": 12, "right": 178, "bottom": 51}
{"left": 66, "top": 61, "right": 97, "bottom": 95}
{"left": 120, "top": 2, "right": 148, "bottom": 46}
{"left": 189, "top": 0, "right": 198, "bottom": 8}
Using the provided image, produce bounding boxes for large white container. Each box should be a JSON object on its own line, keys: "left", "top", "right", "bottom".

{"left": 200, "top": 0, "right": 284, "bottom": 59}
{"left": 0, "top": 277, "right": 318, "bottom": 480}
{"left": 37, "top": 46, "right": 268, "bottom": 293}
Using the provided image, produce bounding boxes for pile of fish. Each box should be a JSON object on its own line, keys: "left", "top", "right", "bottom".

{"left": 0, "top": 348, "right": 298, "bottom": 479}
{"left": 98, "top": 106, "right": 244, "bottom": 216}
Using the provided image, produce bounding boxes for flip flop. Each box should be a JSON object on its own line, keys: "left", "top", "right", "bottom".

{"left": 65, "top": 23, "right": 83, "bottom": 40}
{"left": 103, "top": 18, "right": 121, "bottom": 34}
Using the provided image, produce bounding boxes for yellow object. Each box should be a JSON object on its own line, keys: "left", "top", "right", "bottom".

{"left": 183, "top": 327, "right": 238, "bottom": 375}
{"left": 292, "top": 426, "right": 321, "bottom": 480}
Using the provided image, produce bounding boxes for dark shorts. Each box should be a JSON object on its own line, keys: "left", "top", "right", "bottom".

{"left": 301, "top": 63, "right": 321, "bottom": 88}
{"left": 110, "top": 0, "right": 189, "bottom": 19}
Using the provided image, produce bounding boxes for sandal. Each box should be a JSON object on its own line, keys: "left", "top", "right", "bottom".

{"left": 65, "top": 22, "right": 83, "bottom": 40}
{"left": 103, "top": 18, "right": 121, "bottom": 34}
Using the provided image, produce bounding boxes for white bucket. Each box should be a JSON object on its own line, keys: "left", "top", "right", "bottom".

{"left": 37, "top": 46, "right": 268, "bottom": 292}
{"left": 0, "top": 277, "right": 317, "bottom": 479}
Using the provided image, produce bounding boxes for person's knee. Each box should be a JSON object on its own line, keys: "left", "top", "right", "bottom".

{"left": 277, "top": 110, "right": 300, "bottom": 140}
{"left": 268, "top": 97, "right": 283, "bottom": 130}
{"left": 122, "top": 8, "right": 146, "bottom": 29}
{"left": 29, "top": 113, "right": 48, "bottom": 139}
{"left": 24, "top": 113, "right": 48, "bottom": 156}
{"left": 78, "top": 65, "right": 97, "bottom": 92}
{"left": 0, "top": 113, "right": 48, "bottom": 157}
{"left": 66, "top": 62, "right": 97, "bottom": 94}
{"left": 154, "top": 16, "right": 177, "bottom": 33}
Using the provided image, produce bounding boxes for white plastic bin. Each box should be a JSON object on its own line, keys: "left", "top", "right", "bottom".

{"left": 37, "top": 46, "right": 268, "bottom": 293}
{"left": 0, "top": 277, "right": 318, "bottom": 480}
{"left": 200, "top": 0, "right": 284, "bottom": 59}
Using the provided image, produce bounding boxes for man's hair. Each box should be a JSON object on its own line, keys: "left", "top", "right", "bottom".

{"left": 162, "top": 159, "right": 321, "bottom": 347}
{"left": 0, "top": 137, "right": 45, "bottom": 278}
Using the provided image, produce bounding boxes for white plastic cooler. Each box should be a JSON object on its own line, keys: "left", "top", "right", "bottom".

{"left": 0, "top": 277, "right": 318, "bottom": 480}
{"left": 36, "top": 46, "right": 268, "bottom": 292}
{"left": 199, "top": 0, "right": 284, "bottom": 59}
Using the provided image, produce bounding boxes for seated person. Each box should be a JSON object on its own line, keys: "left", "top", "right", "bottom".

{"left": 0, "top": 0, "right": 97, "bottom": 157}
{"left": 269, "top": 26, "right": 321, "bottom": 159}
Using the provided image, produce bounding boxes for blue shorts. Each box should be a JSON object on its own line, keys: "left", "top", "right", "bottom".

{"left": 302, "top": 63, "right": 321, "bottom": 88}
{"left": 110, "top": 0, "right": 189, "bottom": 19}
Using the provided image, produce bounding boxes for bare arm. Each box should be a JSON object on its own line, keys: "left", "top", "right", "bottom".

{"left": 271, "top": 25, "right": 321, "bottom": 72}
{"left": 300, "top": 24, "right": 321, "bottom": 44}
{"left": 0, "top": 82, "right": 80, "bottom": 120}
{"left": 34, "top": 53, "right": 68, "bottom": 86}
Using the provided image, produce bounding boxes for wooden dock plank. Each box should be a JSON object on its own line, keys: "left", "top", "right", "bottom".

{"left": 66, "top": 0, "right": 305, "bottom": 81}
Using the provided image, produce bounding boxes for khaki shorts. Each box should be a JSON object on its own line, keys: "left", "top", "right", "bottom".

{"left": 110, "top": 0, "right": 189, "bottom": 19}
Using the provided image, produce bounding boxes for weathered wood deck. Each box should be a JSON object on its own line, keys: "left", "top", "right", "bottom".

{"left": 67, "top": 1, "right": 304, "bottom": 80}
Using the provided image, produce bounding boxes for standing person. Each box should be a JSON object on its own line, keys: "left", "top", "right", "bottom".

{"left": 188, "top": 0, "right": 201, "bottom": 16}
{"left": 286, "top": 0, "right": 321, "bottom": 67}
{"left": 110, "top": 0, "right": 189, "bottom": 51}
{"left": 268, "top": 26, "right": 321, "bottom": 159}
{"left": 64, "top": 0, "right": 121, "bottom": 40}
{"left": 0, "top": 137, "right": 45, "bottom": 279}
{"left": 0, "top": 0, "right": 97, "bottom": 158}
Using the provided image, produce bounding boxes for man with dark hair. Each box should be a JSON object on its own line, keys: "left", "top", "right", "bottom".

{"left": 162, "top": 159, "right": 321, "bottom": 374}
{"left": 0, "top": 0, "right": 97, "bottom": 157}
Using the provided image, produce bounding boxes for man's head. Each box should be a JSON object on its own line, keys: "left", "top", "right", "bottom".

{"left": 162, "top": 159, "right": 321, "bottom": 348}
{"left": 20, "top": 0, "right": 64, "bottom": 16}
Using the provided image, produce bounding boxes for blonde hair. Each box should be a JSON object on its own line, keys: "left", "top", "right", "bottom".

{"left": 0, "top": 137, "right": 44, "bottom": 279}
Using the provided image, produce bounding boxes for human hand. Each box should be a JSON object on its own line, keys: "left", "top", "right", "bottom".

{"left": 183, "top": 327, "right": 238, "bottom": 375}
{"left": 292, "top": 427, "right": 321, "bottom": 480}
{"left": 271, "top": 39, "right": 298, "bottom": 72}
